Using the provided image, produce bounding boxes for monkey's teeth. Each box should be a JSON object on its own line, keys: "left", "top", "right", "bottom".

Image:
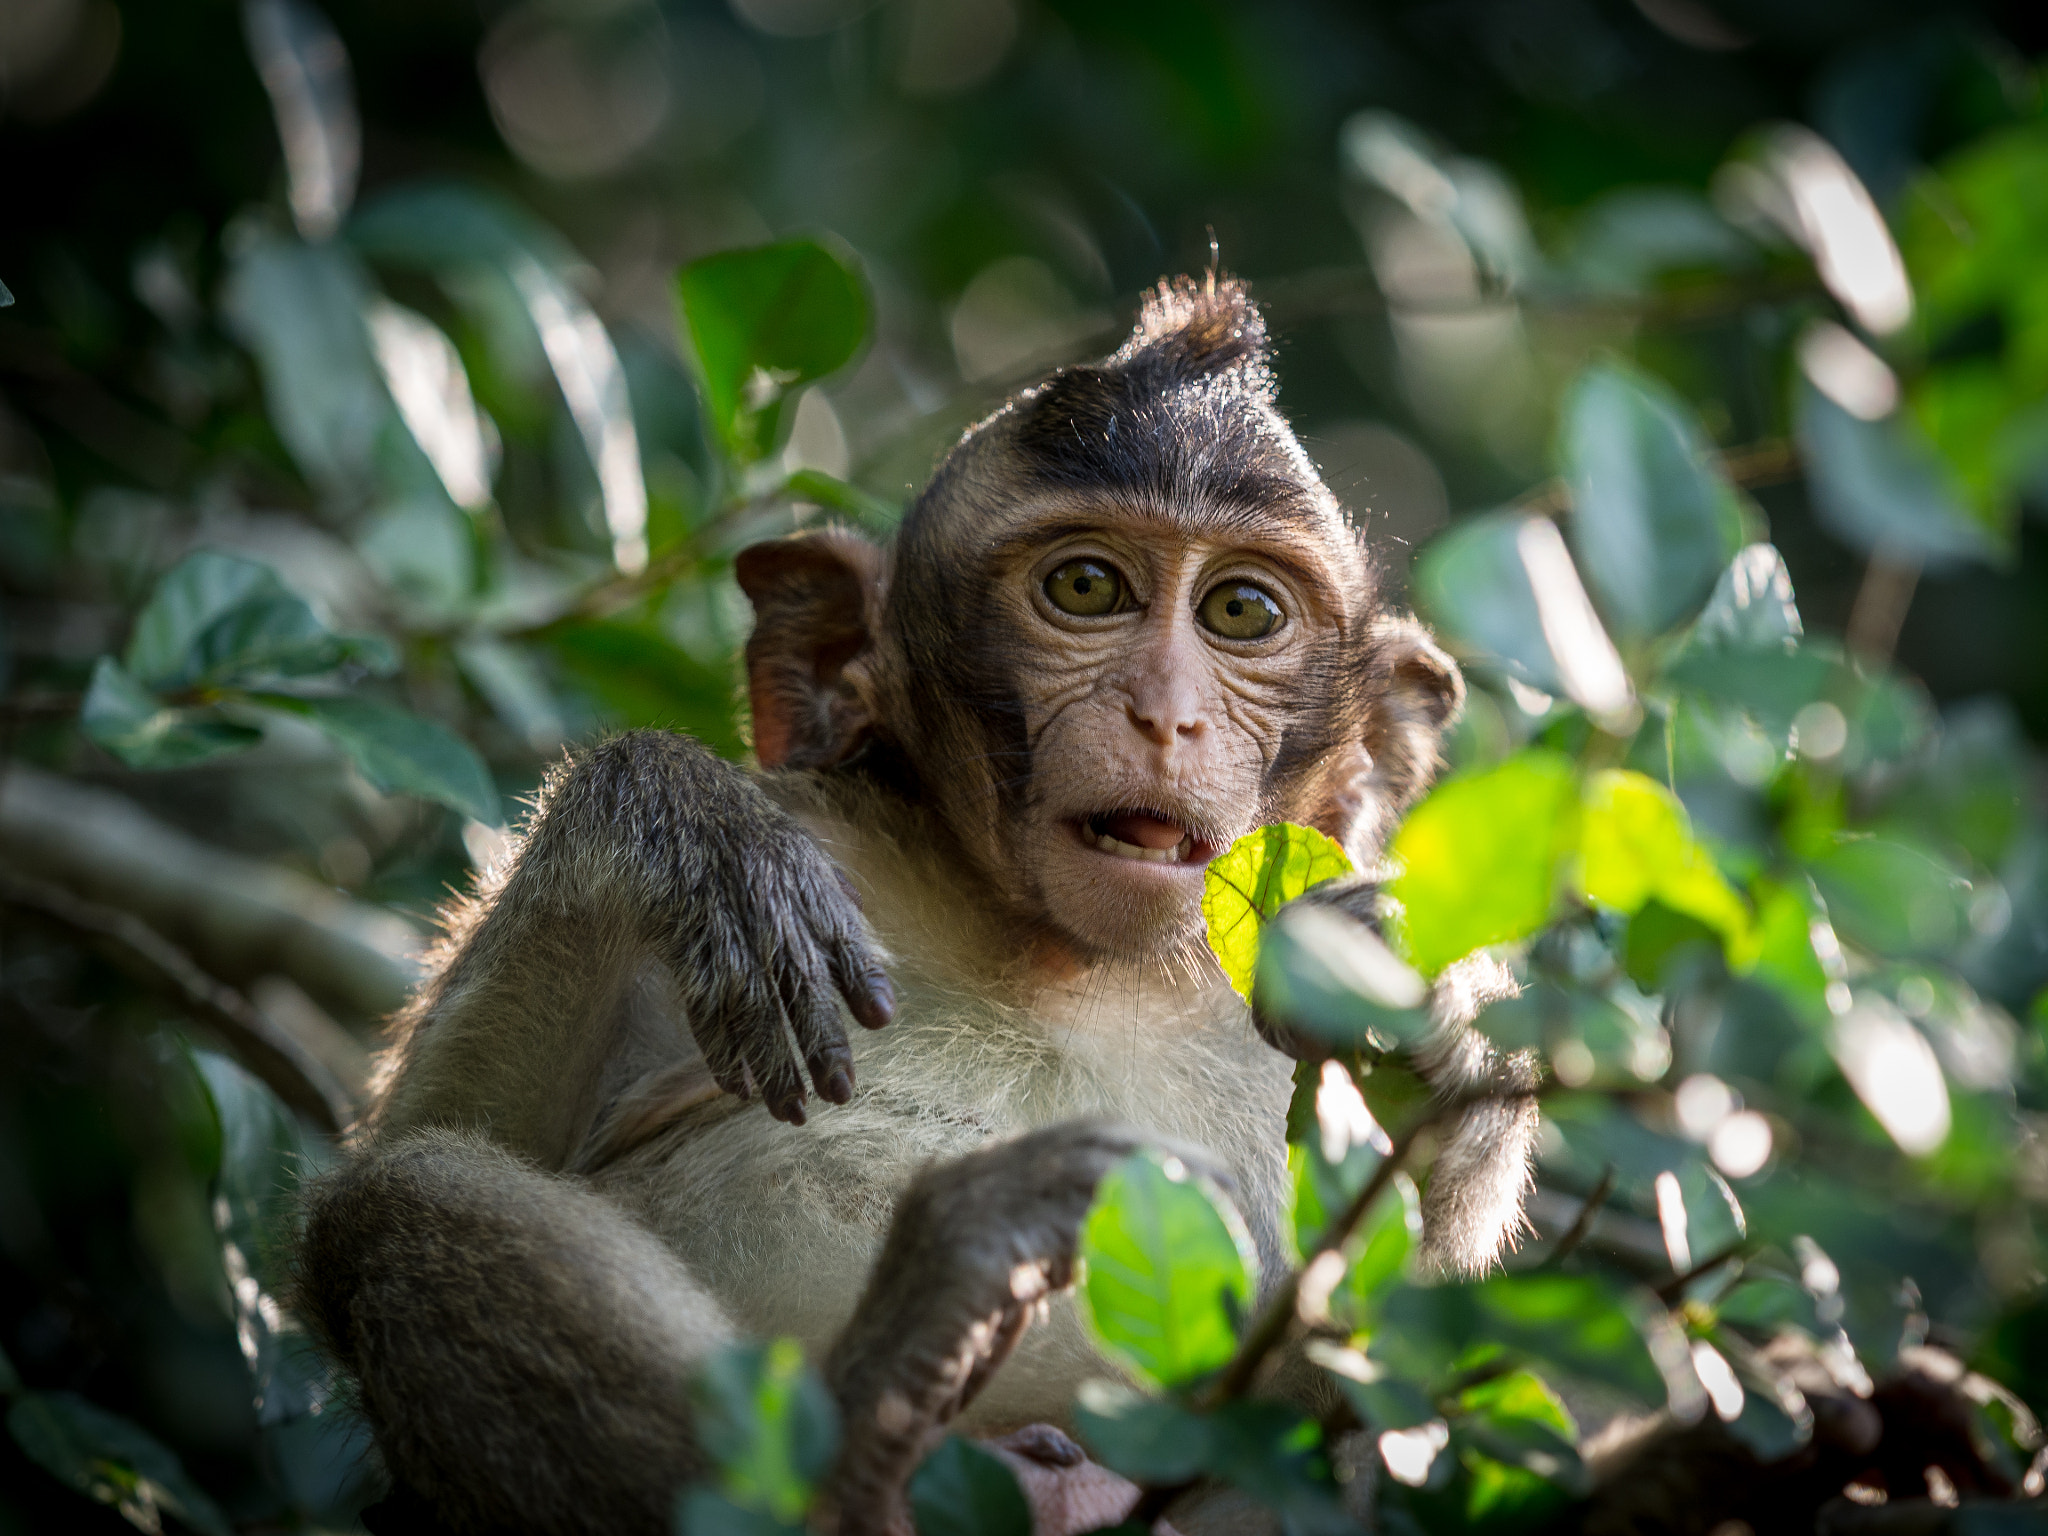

{"left": 1091, "top": 830, "right": 1195, "bottom": 864}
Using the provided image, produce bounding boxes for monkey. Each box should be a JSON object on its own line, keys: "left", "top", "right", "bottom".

{"left": 295, "top": 274, "right": 1538, "bottom": 1536}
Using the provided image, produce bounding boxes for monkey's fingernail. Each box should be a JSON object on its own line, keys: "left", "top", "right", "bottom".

{"left": 856, "top": 971, "right": 895, "bottom": 1029}
{"left": 776, "top": 1097, "right": 808, "bottom": 1127}
{"left": 823, "top": 1065, "right": 854, "bottom": 1103}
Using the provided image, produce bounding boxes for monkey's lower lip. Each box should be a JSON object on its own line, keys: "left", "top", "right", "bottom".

{"left": 1077, "top": 811, "right": 1211, "bottom": 867}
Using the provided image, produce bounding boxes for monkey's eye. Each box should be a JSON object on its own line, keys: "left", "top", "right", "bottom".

{"left": 1197, "top": 582, "right": 1284, "bottom": 640}
{"left": 1044, "top": 559, "right": 1126, "bottom": 617}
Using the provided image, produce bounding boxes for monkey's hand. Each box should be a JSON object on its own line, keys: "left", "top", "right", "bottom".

{"left": 823, "top": 1121, "right": 1229, "bottom": 1536}
{"left": 537, "top": 731, "right": 894, "bottom": 1126}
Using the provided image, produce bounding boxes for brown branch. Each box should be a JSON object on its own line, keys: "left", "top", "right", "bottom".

{"left": 1844, "top": 548, "right": 1923, "bottom": 667}
{"left": 0, "top": 869, "right": 353, "bottom": 1134}
{"left": 1542, "top": 1163, "right": 1616, "bottom": 1270}
{"left": 1519, "top": 437, "right": 1801, "bottom": 517}
{"left": 1655, "top": 1240, "right": 1748, "bottom": 1304}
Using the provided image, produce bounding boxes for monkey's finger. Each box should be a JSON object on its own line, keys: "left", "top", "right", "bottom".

{"left": 772, "top": 943, "right": 857, "bottom": 1106}
{"left": 819, "top": 921, "right": 895, "bottom": 1032}
{"left": 707, "top": 958, "right": 810, "bottom": 1126}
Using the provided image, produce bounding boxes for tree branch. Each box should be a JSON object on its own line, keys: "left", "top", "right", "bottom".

{"left": 1, "top": 869, "right": 354, "bottom": 1134}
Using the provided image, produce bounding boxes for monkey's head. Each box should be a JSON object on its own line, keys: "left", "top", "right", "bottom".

{"left": 738, "top": 275, "right": 1461, "bottom": 963}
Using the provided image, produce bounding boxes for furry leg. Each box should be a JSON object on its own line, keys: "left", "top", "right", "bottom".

{"left": 298, "top": 1128, "right": 736, "bottom": 1536}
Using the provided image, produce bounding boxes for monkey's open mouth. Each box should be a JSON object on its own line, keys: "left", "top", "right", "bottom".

{"left": 1079, "top": 810, "right": 1211, "bottom": 866}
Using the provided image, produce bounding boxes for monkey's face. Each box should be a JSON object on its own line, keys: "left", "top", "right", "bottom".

{"left": 931, "top": 496, "right": 1371, "bottom": 963}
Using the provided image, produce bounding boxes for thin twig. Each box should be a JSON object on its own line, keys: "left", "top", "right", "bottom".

{"left": 1542, "top": 1164, "right": 1616, "bottom": 1270}
{"left": 1844, "top": 547, "right": 1923, "bottom": 667}
{"left": 1655, "top": 1240, "right": 1748, "bottom": 1304}
{"left": 0, "top": 869, "right": 354, "bottom": 1134}
{"left": 1519, "top": 437, "right": 1800, "bottom": 517}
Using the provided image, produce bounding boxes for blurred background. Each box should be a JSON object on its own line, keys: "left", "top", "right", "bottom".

{"left": 1, "top": 0, "right": 2046, "bottom": 1529}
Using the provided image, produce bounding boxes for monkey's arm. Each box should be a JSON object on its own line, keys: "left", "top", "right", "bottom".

{"left": 372, "top": 730, "right": 894, "bottom": 1165}
{"left": 1254, "top": 876, "right": 1538, "bottom": 1276}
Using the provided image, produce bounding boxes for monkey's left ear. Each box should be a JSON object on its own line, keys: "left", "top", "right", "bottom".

{"left": 1364, "top": 614, "right": 1465, "bottom": 818}
{"left": 734, "top": 529, "right": 885, "bottom": 771}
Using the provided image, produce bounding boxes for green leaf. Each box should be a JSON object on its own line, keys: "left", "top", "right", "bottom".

{"left": 1387, "top": 752, "right": 1580, "bottom": 976}
{"left": 545, "top": 620, "right": 745, "bottom": 758}
{"left": 1334, "top": 1172, "right": 1422, "bottom": 1325}
{"left": 1796, "top": 378, "right": 2001, "bottom": 571}
{"left": 1559, "top": 362, "right": 1745, "bottom": 640}
{"left": 784, "top": 469, "right": 899, "bottom": 528}
{"left": 1412, "top": 511, "right": 1568, "bottom": 696}
{"left": 194, "top": 1051, "right": 332, "bottom": 1424}
{"left": 1452, "top": 1369, "right": 1586, "bottom": 1496}
{"left": 81, "top": 658, "right": 264, "bottom": 769}
{"left": 908, "top": 1438, "right": 1031, "bottom": 1536}
{"left": 1077, "top": 1149, "right": 1258, "bottom": 1391}
{"left": 125, "top": 551, "right": 392, "bottom": 689}
{"left": 8, "top": 1391, "right": 231, "bottom": 1536}
{"left": 221, "top": 234, "right": 390, "bottom": 503}
{"left": 1201, "top": 823, "right": 1354, "bottom": 999}
{"left": 1805, "top": 835, "right": 1972, "bottom": 960}
{"left": 1687, "top": 544, "right": 1803, "bottom": 653}
{"left": 1072, "top": 1381, "right": 1212, "bottom": 1483}
{"left": 691, "top": 1338, "right": 838, "bottom": 1522}
{"left": 675, "top": 240, "right": 870, "bottom": 464}
{"left": 249, "top": 693, "right": 498, "bottom": 822}
{"left": 1576, "top": 769, "right": 1750, "bottom": 948}
{"left": 1254, "top": 904, "right": 1431, "bottom": 1049}
{"left": 675, "top": 1489, "right": 805, "bottom": 1536}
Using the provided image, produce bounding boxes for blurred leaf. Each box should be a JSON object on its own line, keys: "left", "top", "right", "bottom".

{"left": 125, "top": 550, "right": 392, "bottom": 690}
{"left": 194, "top": 1050, "right": 331, "bottom": 1425}
{"left": 1333, "top": 1172, "right": 1422, "bottom": 1326}
{"left": 1077, "top": 1149, "right": 1257, "bottom": 1391}
{"left": 545, "top": 619, "right": 744, "bottom": 758}
{"left": 1688, "top": 544, "right": 1803, "bottom": 652}
{"left": 908, "top": 1438, "right": 1030, "bottom": 1536}
{"left": 691, "top": 1338, "right": 838, "bottom": 1522}
{"left": 1388, "top": 751, "right": 1579, "bottom": 976}
{"left": 82, "top": 657, "right": 263, "bottom": 769}
{"left": 1806, "top": 835, "right": 1972, "bottom": 959}
{"left": 1565, "top": 188, "right": 1755, "bottom": 295}
{"left": 1452, "top": 1369, "right": 1586, "bottom": 1498}
{"left": 784, "top": 469, "right": 899, "bottom": 528}
{"left": 1201, "top": 823, "right": 1354, "bottom": 1000}
{"left": 1413, "top": 512, "right": 1566, "bottom": 696}
{"left": 250, "top": 693, "right": 498, "bottom": 821}
{"left": 1072, "top": 1382, "right": 1212, "bottom": 1484}
{"left": 8, "top": 1391, "right": 231, "bottom": 1536}
{"left": 221, "top": 233, "right": 389, "bottom": 503}
{"left": 1560, "top": 363, "right": 1745, "bottom": 640}
{"left": 676, "top": 240, "right": 870, "bottom": 464}
{"left": 1796, "top": 379, "right": 2001, "bottom": 570}
{"left": 675, "top": 1489, "right": 804, "bottom": 1536}
{"left": 1255, "top": 905, "right": 1431, "bottom": 1050}
{"left": 1577, "top": 770, "right": 1750, "bottom": 948}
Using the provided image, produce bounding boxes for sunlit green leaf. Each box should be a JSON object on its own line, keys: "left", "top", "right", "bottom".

{"left": 1201, "top": 822, "right": 1353, "bottom": 1000}
{"left": 908, "top": 1438, "right": 1030, "bottom": 1536}
{"left": 691, "top": 1338, "right": 838, "bottom": 1523}
{"left": 1453, "top": 1369, "right": 1586, "bottom": 1497}
{"left": 8, "top": 1391, "right": 231, "bottom": 1536}
{"left": 1077, "top": 1149, "right": 1257, "bottom": 1391}
{"left": 82, "top": 658, "right": 263, "bottom": 769}
{"left": 676, "top": 240, "right": 869, "bottom": 464}
{"left": 1576, "top": 769, "right": 1750, "bottom": 948}
{"left": 1412, "top": 511, "right": 1568, "bottom": 696}
{"left": 1805, "top": 834, "right": 1971, "bottom": 960}
{"left": 1388, "top": 752, "right": 1579, "bottom": 976}
{"left": 249, "top": 693, "right": 498, "bottom": 821}
{"left": 1560, "top": 362, "right": 1745, "bottom": 640}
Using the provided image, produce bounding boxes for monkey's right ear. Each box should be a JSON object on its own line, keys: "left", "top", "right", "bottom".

{"left": 734, "top": 529, "right": 885, "bottom": 771}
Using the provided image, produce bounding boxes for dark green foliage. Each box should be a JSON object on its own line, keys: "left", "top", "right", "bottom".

{"left": 3, "top": 1, "right": 2046, "bottom": 1532}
